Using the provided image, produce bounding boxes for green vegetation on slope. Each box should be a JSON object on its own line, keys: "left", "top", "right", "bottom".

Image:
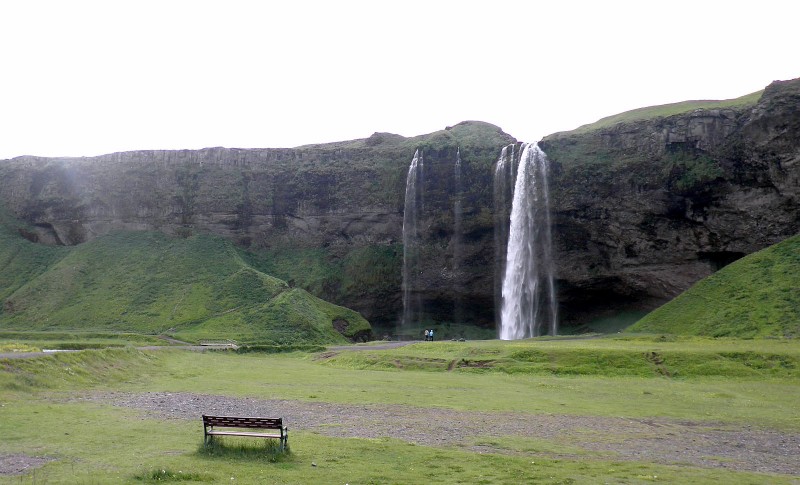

{"left": 242, "top": 244, "right": 402, "bottom": 313}
{"left": 0, "top": 209, "right": 68, "bottom": 302}
{"left": 567, "top": 90, "right": 763, "bottom": 135}
{"left": 0, "top": 222, "right": 370, "bottom": 344}
{"left": 629, "top": 234, "right": 800, "bottom": 337}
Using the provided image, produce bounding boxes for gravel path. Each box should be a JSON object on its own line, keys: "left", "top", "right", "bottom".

{"left": 326, "top": 341, "right": 416, "bottom": 352}
{"left": 0, "top": 344, "right": 233, "bottom": 360}
{"left": 0, "top": 454, "right": 55, "bottom": 476}
{"left": 70, "top": 391, "right": 800, "bottom": 476}
{"left": 0, "top": 341, "right": 411, "bottom": 360}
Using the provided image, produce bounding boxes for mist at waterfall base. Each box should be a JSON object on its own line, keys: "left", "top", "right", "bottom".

{"left": 499, "top": 143, "right": 558, "bottom": 339}
{"left": 399, "top": 144, "right": 558, "bottom": 340}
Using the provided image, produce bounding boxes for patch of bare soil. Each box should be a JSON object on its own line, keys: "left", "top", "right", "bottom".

{"left": 71, "top": 391, "right": 800, "bottom": 476}
{"left": 0, "top": 454, "right": 55, "bottom": 476}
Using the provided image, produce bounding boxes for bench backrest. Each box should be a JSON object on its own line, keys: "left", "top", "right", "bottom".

{"left": 203, "top": 415, "right": 283, "bottom": 429}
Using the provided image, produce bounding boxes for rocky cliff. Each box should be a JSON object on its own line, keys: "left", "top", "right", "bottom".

{"left": 0, "top": 121, "right": 515, "bottom": 332}
{"left": 542, "top": 78, "right": 800, "bottom": 325}
{"left": 1, "top": 79, "right": 798, "bottom": 334}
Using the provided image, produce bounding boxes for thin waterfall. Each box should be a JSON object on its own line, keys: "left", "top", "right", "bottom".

{"left": 493, "top": 144, "right": 516, "bottom": 329}
{"left": 500, "top": 143, "right": 557, "bottom": 339}
{"left": 453, "top": 148, "right": 464, "bottom": 324}
{"left": 401, "top": 150, "right": 424, "bottom": 329}
{"left": 454, "top": 149, "right": 463, "bottom": 270}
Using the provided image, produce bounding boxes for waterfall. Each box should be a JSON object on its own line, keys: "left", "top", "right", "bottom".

{"left": 454, "top": 149, "right": 463, "bottom": 270}
{"left": 453, "top": 148, "right": 464, "bottom": 324}
{"left": 493, "top": 144, "right": 516, "bottom": 329}
{"left": 500, "top": 143, "right": 557, "bottom": 339}
{"left": 401, "top": 149, "right": 424, "bottom": 329}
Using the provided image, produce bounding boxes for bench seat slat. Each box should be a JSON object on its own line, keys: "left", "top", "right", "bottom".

{"left": 206, "top": 431, "right": 283, "bottom": 438}
{"left": 207, "top": 422, "right": 282, "bottom": 429}
{"left": 203, "top": 416, "right": 283, "bottom": 429}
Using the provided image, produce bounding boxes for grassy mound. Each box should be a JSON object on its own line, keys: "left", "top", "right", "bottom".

{"left": 629, "top": 234, "right": 800, "bottom": 337}
{"left": 0, "top": 221, "right": 370, "bottom": 344}
{"left": 0, "top": 347, "right": 157, "bottom": 392}
{"left": 319, "top": 337, "right": 800, "bottom": 379}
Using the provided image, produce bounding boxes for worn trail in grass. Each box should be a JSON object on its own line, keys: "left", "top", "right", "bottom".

{"left": 69, "top": 389, "right": 800, "bottom": 476}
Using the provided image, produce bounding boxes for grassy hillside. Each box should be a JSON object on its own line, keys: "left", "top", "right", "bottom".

{"left": 629, "top": 234, "right": 800, "bottom": 337}
{"left": 567, "top": 90, "right": 763, "bottom": 135}
{"left": 0, "top": 209, "right": 69, "bottom": 301}
{"left": 0, "top": 220, "right": 370, "bottom": 344}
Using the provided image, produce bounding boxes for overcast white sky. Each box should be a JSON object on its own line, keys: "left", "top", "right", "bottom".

{"left": 1, "top": 0, "right": 797, "bottom": 159}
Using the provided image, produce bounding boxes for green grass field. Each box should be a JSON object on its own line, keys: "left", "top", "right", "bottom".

{"left": 1, "top": 337, "right": 798, "bottom": 483}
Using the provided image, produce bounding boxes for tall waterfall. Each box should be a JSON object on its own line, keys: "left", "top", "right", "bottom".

{"left": 453, "top": 149, "right": 463, "bottom": 269}
{"left": 493, "top": 144, "right": 516, "bottom": 327}
{"left": 500, "top": 143, "right": 557, "bottom": 339}
{"left": 453, "top": 148, "right": 464, "bottom": 324}
{"left": 401, "top": 150, "right": 424, "bottom": 328}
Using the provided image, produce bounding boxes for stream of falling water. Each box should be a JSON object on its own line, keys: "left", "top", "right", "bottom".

{"left": 453, "top": 148, "right": 464, "bottom": 324}
{"left": 401, "top": 150, "right": 423, "bottom": 329}
{"left": 499, "top": 143, "right": 557, "bottom": 339}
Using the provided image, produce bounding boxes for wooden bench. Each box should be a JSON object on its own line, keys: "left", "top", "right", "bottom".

{"left": 202, "top": 415, "right": 288, "bottom": 450}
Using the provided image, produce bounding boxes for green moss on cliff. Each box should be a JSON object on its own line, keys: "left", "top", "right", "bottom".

{"left": 340, "top": 245, "right": 402, "bottom": 298}
{"left": 629, "top": 234, "right": 800, "bottom": 337}
{"left": 663, "top": 152, "right": 725, "bottom": 192}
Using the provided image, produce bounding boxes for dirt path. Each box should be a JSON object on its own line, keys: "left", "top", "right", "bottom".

{"left": 70, "top": 391, "right": 800, "bottom": 476}
{"left": 0, "top": 344, "right": 236, "bottom": 360}
{"left": 0, "top": 454, "right": 55, "bottom": 476}
{"left": 326, "top": 341, "right": 417, "bottom": 352}
{"left": 0, "top": 340, "right": 413, "bottom": 360}
{"left": 0, "top": 349, "right": 82, "bottom": 360}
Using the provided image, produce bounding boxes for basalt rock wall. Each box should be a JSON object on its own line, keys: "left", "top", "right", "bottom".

{"left": 542, "top": 78, "right": 800, "bottom": 324}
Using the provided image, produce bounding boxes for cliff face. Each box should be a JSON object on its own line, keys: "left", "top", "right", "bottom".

{"left": 542, "top": 78, "right": 800, "bottom": 324}
{"left": 0, "top": 80, "right": 798, "bottom": 333}
{"left": 0, "top": 121, "right": 515, "bottom": 330}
